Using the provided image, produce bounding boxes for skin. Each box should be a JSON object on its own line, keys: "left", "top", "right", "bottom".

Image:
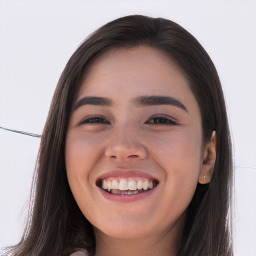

{"left": 65, "top": 46, "right": 216, "bottom": 256}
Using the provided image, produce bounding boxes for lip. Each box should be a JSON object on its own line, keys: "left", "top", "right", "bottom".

{"left": 96, "top": 169, "right": 158, "bottom": 181}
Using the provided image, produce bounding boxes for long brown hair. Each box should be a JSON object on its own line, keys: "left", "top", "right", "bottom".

{"left": 6, "top": 15, "right": 233, "bottom": 256}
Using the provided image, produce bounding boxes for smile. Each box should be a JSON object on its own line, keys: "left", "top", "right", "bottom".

{"left": 97, "top": 177, "right": 159, "bottom": 195}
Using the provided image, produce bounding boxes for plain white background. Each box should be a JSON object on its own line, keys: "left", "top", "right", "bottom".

{"left": 0, "top": 1, "right": 256, "bottom": 255}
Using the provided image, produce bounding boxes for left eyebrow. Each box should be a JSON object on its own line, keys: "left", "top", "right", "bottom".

{"left": 132, "top": 96, "right": 188, "bottom": 112}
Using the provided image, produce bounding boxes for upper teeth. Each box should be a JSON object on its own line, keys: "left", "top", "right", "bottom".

{"left": 101, "top": 178, "right": 154, "bottom": 191}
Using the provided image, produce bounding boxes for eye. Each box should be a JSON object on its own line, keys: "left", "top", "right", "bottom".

{"left": 146, "top": 115, "right": 178, "bottom": 125}
{"left": 80, "top": 116, "right": 110, "bottom": 125}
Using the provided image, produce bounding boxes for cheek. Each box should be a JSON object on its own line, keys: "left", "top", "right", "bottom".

{"left": 150, "top": 128, "right": 202, "bottom": 170}
{"left": 149, "top": 130, "right": 202, "bottom": 209}
{"left": 65, "top": 132, "right": 105, "bottom": 181}
{"left": 65, "top": 132, "right": 106, "bottom": 220}
{"left": 65, "top": 132, "right": 105, "bottom": 220}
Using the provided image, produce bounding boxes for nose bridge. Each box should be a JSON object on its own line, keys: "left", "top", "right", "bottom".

{"left": 105, "top": 121, "right": 147, "bottom": 160}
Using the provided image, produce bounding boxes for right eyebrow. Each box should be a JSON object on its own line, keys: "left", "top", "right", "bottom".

{"left": 73, "top": 96, "right": 114, "bottom": 110}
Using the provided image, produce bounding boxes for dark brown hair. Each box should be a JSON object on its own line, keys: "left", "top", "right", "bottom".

{"left": 6, "top": 15, "right": 233, "bottom": 256}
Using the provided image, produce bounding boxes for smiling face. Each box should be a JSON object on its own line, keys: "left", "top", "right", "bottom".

{"left": 65, "top": 46, "right": 214, "bottom": 242}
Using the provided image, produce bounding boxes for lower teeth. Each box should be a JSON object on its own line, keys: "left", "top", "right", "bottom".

{"left": 107, "top": 189, "right": 149, "bottom": 195}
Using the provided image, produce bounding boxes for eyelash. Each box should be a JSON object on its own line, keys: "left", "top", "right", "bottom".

{"left": 80, "top": 115, "right": 178, "bottom": 126}
{"left": 146, "top": 116, "right": 178, "bottom": 125}
{"left": 80, "top": 116, "right": 110, "bottom": 125}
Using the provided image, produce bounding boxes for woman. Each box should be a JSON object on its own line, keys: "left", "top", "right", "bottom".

{"left": 6, "top": 15, "right": 233, "bottom": 256}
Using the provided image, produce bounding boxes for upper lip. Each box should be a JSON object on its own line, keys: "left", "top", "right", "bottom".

{"left": 96, "top": 169, "right": 159, "bottom": 182}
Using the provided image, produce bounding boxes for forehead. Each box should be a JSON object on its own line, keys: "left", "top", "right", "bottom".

{"left": 77, "top": 46, "right": 197, "bottom": 108}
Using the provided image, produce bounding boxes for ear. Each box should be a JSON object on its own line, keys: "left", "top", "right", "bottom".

{"left": 198, "top": 131, "right": 217, "bottom": 184}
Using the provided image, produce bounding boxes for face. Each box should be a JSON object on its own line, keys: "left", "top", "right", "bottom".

{"left": 65, "top": 46, "right": 207, "bottom": 240}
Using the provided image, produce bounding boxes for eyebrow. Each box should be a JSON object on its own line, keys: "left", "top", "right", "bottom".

{"left": 74, "top": 96, "right": 114, "bottom": 110}
{"left": 74, "top": 95, "right": 188, "bottom": 112}
{"left": 133, "top": 96, "right": 188, "bottom": 112}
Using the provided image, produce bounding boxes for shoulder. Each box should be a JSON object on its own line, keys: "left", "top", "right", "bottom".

{"left": 69, "top": 249, "right": 89, "bottom": 256}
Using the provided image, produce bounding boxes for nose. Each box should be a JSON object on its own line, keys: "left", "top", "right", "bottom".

{"left": 104, "top": 127, "right": 147, "bottom": 161}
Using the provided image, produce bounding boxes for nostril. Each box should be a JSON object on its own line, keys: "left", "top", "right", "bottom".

{"left": 108, "top": 154, "right": 139, "bottom": 160}
{"left": 105, "top": 142, "right": 147, "bottom": 160}
{"left": 128, "top": 155, "right": 139, "bottom": 158}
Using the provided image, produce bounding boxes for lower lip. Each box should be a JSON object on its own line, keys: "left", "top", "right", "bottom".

{"left": 98, "top": 186, "right": 157, "bottom": 202}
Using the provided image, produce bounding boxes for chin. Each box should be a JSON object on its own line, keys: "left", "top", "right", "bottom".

{"left": 94, "top": 218, "right": 157, "bottom": 239}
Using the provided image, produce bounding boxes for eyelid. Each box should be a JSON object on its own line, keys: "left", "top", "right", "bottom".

{"left": 78, "top": 114, "right": 179, "bottom": 126}
{"left": 146, "top": 115, "right": 179, "bottom": 125}
{"left": 79, "top": 115, "right": 110, "bottom": 125}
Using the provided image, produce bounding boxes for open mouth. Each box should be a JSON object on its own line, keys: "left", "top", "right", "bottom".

{"left": 96, "top": 177, "right": 159, "bottom": 195}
